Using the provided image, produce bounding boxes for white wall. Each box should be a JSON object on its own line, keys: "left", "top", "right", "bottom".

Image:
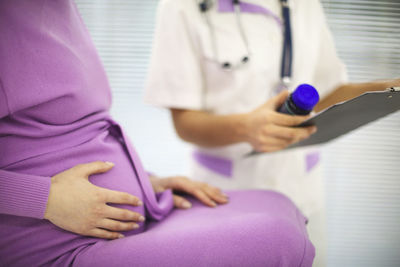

{"left": 76, "top": 1, "right": 400, "bottom": 266}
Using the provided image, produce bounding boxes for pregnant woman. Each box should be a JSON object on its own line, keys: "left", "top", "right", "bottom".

{"left": 0, "top": 0, "right": 314, "bottom": 266}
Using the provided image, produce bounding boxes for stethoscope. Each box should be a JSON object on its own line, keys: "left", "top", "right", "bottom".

{"left": 198, "top": 0, "right": 293, "bottom": 89}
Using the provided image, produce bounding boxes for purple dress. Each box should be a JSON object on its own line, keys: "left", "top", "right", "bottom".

{"left": 0, "top": 0, "right": 314, "bottom": 266}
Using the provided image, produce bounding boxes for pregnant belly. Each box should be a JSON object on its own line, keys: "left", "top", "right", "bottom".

{"left": 4, "top": 128, "right": 146, "bottom": 235}
{"left": 0, "top": 128, "right": 149, "bottom": 265}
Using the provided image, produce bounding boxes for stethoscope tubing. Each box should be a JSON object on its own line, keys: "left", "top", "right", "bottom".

{"left": 280, "top": 0, "right": 292, "bottom": 87}
{"left": 199, "top": 0, "right": 251, "bottom": 70}
{"left": 199, "top": 0, "right": 293, "bottom": 86}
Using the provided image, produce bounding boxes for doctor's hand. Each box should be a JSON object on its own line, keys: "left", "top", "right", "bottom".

{"left": 44, "top": 161, "right": 145, "bottom": 240}
{"left": 244, "top": 90, "right": 317, "bottom": 152}
{"left": 149, "top": 175, "right": 229, "bottom": 209}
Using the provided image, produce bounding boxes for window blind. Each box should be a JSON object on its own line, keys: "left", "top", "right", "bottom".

{"left": 76, "top": 1, "right": 400, "bottom": 266}
{"left": 320, "top": 1, "right": 400, "bottom": 266}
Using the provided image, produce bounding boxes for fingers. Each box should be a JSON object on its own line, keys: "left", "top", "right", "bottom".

{"left": 254, "top": 134, "right": 312, "bottom": 152}
{"left": 271, "top": 112, "right": 311, "bottom": 127}
{"left": 167, "top": 177, "right": 216, "bottom": 207}
{"left": 104, "top": 206, "right": 145, "bottom": 222}
{"left": 167, "top": 177, "right": 218, "bottom": 207}
{"left": 254, "top": 145, "right": 284, "bottom": 153}
{"left": 173, "top": 188, "right": 228, "bottom": 209}
{"left": 103, "top": 189, "right": 143, "bottom": 206}
{"left": 173, "top": 195, "right": 192, "bottom": 209}
{"left": 87, "top": 228, "right": 124, "bottom": 240}
{"left": 187, "top": 183, "right": 229, "bottom": 207}
{"left": 73, "top": 161, "right": 115, "bottom": 177}
{"left": 156, "top": 176, "right": 229, "bottom": 208}
{"left": 190, "top": 188, "right": 218, "bottom": 207}
{"left": 202, "top": 185, "right": 229, "bottom": 204}
{"left": 267, "top": 124, "right": 316, "bottom": 141}
{"left": 255, "top": 135, "right": 290, "bottom": 149}
{"left": 269, "top": 90, "right": 290, "bottom": 109}
{"left": 97, "top": 218, "right": 140, "bottom": 232}
{"left": 252, "top": 124, "right": 316, "bottom": 152}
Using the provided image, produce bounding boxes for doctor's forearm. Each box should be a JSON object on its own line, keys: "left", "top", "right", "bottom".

{"left": 171, "top": 109, "right": 249, "bottom": 147}
{"left": 315, "top": 79, "right": 399, "bottom": 112}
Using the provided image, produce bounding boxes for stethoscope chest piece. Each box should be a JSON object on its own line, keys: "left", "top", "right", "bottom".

{"left": 222, "top": 55, "right": 250, "bottom": 70}
{"left": 199, "top": 0, "right": 251, "bottom": 71}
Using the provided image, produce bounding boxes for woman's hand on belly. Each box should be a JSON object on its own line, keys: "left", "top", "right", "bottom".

{"left": 44, "top": 161, "right": 145, "bottom": 239}
{"left": 149, "top": 175, "right": 229, "bottom": 209}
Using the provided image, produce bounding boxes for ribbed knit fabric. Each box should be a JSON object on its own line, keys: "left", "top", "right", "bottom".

{"left": 0, "top": 0, "right": 314, "bottom": 266}
{"left": 0, "top": 170, "right": 51, "bottom": 218}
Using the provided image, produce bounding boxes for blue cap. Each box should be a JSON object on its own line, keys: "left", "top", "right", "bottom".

{"left": 292, "top": 84, "right": 320, "bottom": 111}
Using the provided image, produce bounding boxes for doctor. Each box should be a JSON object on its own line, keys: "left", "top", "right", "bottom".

{"left": 145, "top": 0, "right": 399, "bottom": 265}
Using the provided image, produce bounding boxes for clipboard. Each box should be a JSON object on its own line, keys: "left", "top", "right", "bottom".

{"left": 250, "top": 87, "right": 400, "bottom": 155}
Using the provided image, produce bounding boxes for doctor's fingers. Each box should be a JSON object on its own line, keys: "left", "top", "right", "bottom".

{"left": 255, "top": 145, "right": 289, "bottom": 153}
{"left": 253, "top": 126, "right": 314, "bottom": 151}
{"left": 270, "top": 112, "right": 311, "bottom": 127}
{"left": 265, "top": 90, "right": 290, "bottom": 109}
{"left": 265, "top": 124, "right": 316, "bottom": 141}
{"left": 252, "top": 136, "right": 290, "bottom": 152}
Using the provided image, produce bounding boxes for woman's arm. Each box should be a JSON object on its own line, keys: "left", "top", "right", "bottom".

{"left": 0, "top": 169, "right": 51, "bottom": 219}
{"left": 171, "top": 91, "right": 317, "bottom": 152}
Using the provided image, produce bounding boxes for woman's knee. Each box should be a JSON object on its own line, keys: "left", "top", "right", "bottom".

{"left": 255, "top": 209, "right": 315, "bottom": 266}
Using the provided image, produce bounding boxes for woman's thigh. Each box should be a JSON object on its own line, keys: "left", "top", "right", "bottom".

{"left": 73, "top": 190, "right": 315, "bottom": 267}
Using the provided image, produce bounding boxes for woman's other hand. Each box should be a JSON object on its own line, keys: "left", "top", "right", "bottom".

{"left": 149, "top": 175, "right": 229, "bottom": 209}
{"left": 44, "top": 161, "right": 145, "bottom": 239}
{"left": 244, "top": 90, "right": 317, "bottom": 152}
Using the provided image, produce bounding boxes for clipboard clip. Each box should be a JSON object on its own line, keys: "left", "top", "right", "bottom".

{"left": 387, "top": 87, "right": 400, "bottom": 92}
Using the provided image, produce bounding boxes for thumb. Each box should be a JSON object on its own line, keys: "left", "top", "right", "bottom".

{"left": 268, "top": 90, "right": 290, "bottom": 110}
{"left": 73, "top": 161, "right": 115, "bottom": 178}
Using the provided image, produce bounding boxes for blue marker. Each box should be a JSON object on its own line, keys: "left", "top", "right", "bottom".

{"left": 279, "top": 84, "right": 319, "bottom": 115}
